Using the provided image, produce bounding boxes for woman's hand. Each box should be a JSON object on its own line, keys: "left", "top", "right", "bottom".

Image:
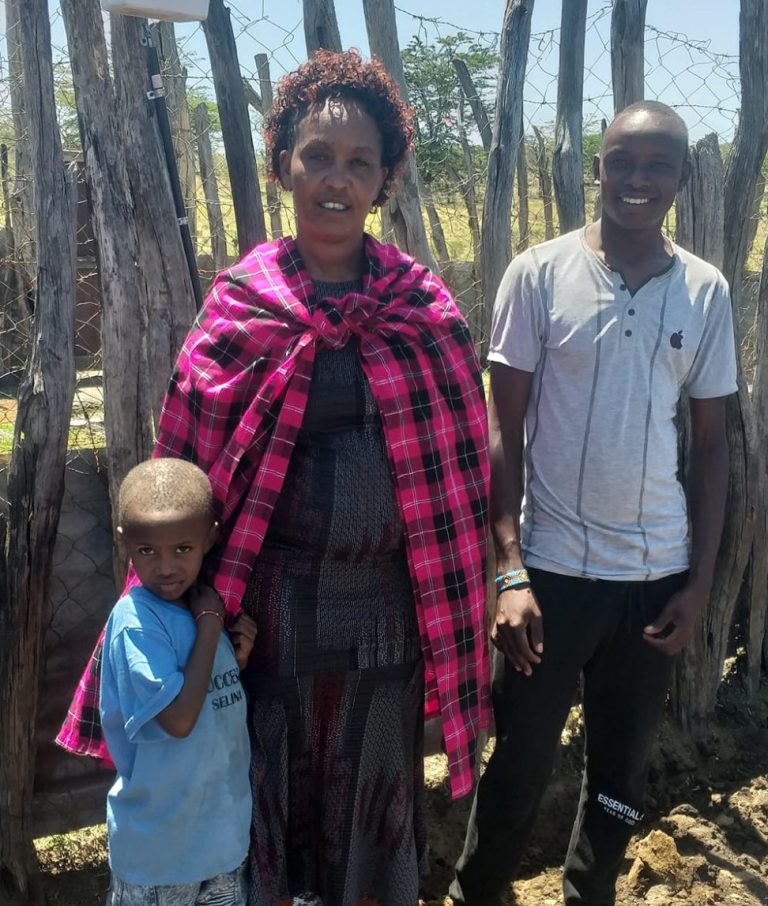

{"left": 491, "top": 586, "right": 544, "bottom": 676}
{"left": 229, "top": 613, "right": 258, "bottom": 670}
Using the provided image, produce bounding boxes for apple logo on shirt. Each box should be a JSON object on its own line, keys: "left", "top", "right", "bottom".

{"left": 670, "top": 330, "right": 683, "bottom": 350}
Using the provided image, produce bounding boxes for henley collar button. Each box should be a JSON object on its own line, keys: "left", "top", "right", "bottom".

{"left": 625, "top": 329, "right": 632, "bottom": 337}
{"left": 628, "top": 308, "right": 635, "bottom": 315}
{"left": 620, "top": 283, "right": 627, "bottom": 291}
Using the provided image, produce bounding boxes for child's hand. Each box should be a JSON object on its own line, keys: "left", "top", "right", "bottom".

{"left": 188, "top": 584, "right": 226, "bottom": 625}
{"left": 228, "top": 613, "right": 257, "bottom": 670}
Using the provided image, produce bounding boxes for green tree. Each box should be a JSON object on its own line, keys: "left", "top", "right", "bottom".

{"left": 402, "top": 33, "right": 497, "bottom": 195}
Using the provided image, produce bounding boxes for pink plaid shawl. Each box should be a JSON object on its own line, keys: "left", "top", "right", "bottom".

{"left": 58, "top": 235, "right": 491, "bottom": 798}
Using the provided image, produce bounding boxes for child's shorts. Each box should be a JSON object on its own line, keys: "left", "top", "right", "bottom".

{"left": 106, "top": 862, "right": 247, "bottom": 906}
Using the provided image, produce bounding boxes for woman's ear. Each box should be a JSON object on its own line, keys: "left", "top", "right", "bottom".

{"left": 278, "top": 148, "right": 292, "bottom": 190}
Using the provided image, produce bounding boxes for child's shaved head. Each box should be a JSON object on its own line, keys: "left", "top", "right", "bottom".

{"left": 118, "top": 458, "right": 214, "bottom": 528}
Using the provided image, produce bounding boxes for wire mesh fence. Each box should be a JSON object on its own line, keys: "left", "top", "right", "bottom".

{"left": 0, "top": 1, "right": 760, "bottom": 460}
{"left": 0, "top": 0, "right": 764, "bottom": 841}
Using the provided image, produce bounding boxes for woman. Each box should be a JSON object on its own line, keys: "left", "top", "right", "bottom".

{"left": 60, "top": 50, "right": 490, "bottom": 906}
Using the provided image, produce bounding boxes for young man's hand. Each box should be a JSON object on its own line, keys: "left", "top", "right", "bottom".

{"left": 229, "top": 613, "right": 258, "bottom": 670}
{"left": 642, "top": 581, "right": 708, "bottom": 655}
{"left": 492, "top": 587, "right": 544, "bottom": 676}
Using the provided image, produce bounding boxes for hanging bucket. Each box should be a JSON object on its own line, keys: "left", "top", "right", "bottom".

{"left": 101, "top": 0, "right": 209, "bottom": 21}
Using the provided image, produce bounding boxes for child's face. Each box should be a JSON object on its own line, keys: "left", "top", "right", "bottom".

{"left": 119, "top": 506, "right": 217, "bottom": 604}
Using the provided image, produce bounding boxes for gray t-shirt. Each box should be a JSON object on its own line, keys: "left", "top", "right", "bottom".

{"left": 489, "top": 228, "right": 737, "bottom": 580}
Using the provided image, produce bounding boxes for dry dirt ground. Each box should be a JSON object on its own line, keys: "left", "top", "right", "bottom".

{"left": 37, "top": 680, "right": 768, "bottom": 906}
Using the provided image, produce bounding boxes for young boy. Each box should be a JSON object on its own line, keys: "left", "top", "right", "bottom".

{"left": 100, "top": 458, "right": 252, "bottom": 906}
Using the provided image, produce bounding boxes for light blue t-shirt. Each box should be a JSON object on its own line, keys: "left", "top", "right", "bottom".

{"left": 100, "top": 586, "right": 251, "bottom": 886}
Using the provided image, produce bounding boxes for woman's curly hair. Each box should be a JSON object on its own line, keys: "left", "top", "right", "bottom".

{"left": 265, "top": 49, "right": 415, "bottom": 208}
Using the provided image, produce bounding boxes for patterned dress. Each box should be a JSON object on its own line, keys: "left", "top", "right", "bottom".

{"left": 242, "top": 281, "right": 429, "bottom": 906}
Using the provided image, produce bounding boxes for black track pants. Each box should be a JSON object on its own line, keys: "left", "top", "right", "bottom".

{"left": 450, "top": 568, "right": 687, "bottom": 906}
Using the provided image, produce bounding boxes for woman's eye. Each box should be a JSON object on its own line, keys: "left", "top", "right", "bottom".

{"left": 177, "top": 545, "right": 192, "bottom": 554}
{"left": 136, "top": 547, "right": 155, "bottom": 556}
{"left": 352, "top": 158, "right": 370, "bottom": 168}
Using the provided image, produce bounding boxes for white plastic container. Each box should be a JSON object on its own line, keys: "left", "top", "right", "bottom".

{"left": 101, "top": 0, "right": 209, "bottom": 22}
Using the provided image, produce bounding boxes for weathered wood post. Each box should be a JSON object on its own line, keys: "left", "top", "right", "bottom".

{"left": 516, "top": 123, "right": 530, "bottom": 252}
{"left": 0, "top": 0, "right": 76, "bottom": 900}
{"left": 456, "top": 115, "right": 482, "bottom": 280}
{"left": 672, "top": 0, "right": 768, "bottom": 722}
{"left": 552, "top": 0, "right": 587, "bottom": 232}
{"left": 62, "top": 0, "right": 152, "bottom": 521}
{"left": 110, "top": 14, "right": 198, "bottom": 424}
{"left": 722, "top": 0, "right": 768, "bottom": 698}
{"left": 675, "top": 135, "right": 724, "bottom": 269}
{"left": 670, "top": 135, "right": 728, "bottom": 724}
{"left": 194, "top": 103, "right": 229, "bottom": 270}
{"left": 481, "top": 0, "right": 536, "bottom": 319}
{"left": 63, "top": 10, "right": 200, "bottom": 578}
{"left": 533, "top": 125, "right": 555, "bottom": 241}
{"left": 5, "top": 0, "right": 34, "bottom": 348}
{"left": 452, "top": 56, "right": 492, "bottom": 152}
{"left": 203, "top": 0, "right": 266, "bottom": 256}
{"left": 423, "top": 184, "right": 450, "bottom": 271}
{"left": 255, "top": 54, "right": 284, "bottom": 240}
{"left": 750, "top": 237, "right": 768, "bottom": 692}
{"left": 303, "top": 0, "right": 342, "bottom": 55}
{"left": 610, "top": 0, "right": 647, "bottom": 112}
{"left": 361, "top": 0, "right": 439, "bottom": 273}
{"left": 151, "top": 21, "right": 198, "bottom": 244}
{"left": 593, "top": 118, "right": 608, "bottom": 221}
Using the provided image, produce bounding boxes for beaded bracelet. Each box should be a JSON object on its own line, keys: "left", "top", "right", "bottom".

{"left": 195, "top": 609, "right": 224, "bottom": 624}
{"left": 495, "top": 568, "right": 531, "bottom": 594}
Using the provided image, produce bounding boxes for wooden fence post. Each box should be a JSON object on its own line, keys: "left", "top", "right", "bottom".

{"left": 255, "top": 54, "right": 284, "bottom": 239}
{"left": 593, "top": 118, "right": 607, "bottom": 221}
{"left": 110, "top": 14, "right": 198, "bottom": 431}
{"left": 303, "top": 0, "right": 342, "bottom": 54}
{"left": 723, "top": 0, "right": 768, "bottom": 315}
{"left": 203, "top": 0, "right": 266, "bottom": 256}
{"left": 481, "top": 0, "right": 536, "bottom": 318}
{"left": 194, "top": 103, "right": 229, "bottom": 270}
{"left": 610, "top": 0, "right": 647, "bottom": 112}
{"left": 61, "top": 0, "right": 160, "bottom": 566}
{"left": 750, "top": 237, "right": 768, "bottom": 694}
{"left": 674, "top": 135, "right": 725, "bottom": 269}
{"left": 723, "top": 0, "right": 768, "bottom": 698}
{"left": 423, "top": 184, "right": 450, "bottom": 271}
{"left": 152, "top": 21, "right": 198, "bottom": 244}
{"left": 552, "top": 0, "right": 587, "bottom": 233}
{"left": 4, "top": 0, "right": 34, "bottom": 350}
{"left": 0, "top": 0, "right": 76, "bottom": 900}
{"left": 516, "top": 123, "right": 530, "bottom": 252}
{"left": 670, "top": 135, "right": 729, "bottom": 725}
{"left": 362, "top": 0, "right": 439, "bottom": 273}
{"left": 533, "top": 125, "right": 555, "bottom": 241}
{"left": 452, "top": 56, "right": 492, "bottom": 152}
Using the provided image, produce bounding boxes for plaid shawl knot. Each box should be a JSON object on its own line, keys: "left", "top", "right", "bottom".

{"left": 58, "top": 235, "right": 491, "bottom": 799}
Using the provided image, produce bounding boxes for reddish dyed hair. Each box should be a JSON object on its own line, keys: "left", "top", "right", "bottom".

{"left": 264, "top": 48, "right": 415, "bottom": 207}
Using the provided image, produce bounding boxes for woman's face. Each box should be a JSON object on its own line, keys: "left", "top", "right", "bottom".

{"left": 279, "top": 98, "right": 387, "bottom": 250}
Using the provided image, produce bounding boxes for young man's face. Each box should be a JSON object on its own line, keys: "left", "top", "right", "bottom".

{"left": 119, "top": 506, "right": 216, "bottom": 604}
{"left": 596, "top": 112, "right": 689, "bottom": 232}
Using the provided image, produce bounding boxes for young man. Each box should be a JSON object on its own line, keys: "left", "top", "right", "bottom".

{"left": 451, "top": 101, "right": 737, "bottom": 905}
